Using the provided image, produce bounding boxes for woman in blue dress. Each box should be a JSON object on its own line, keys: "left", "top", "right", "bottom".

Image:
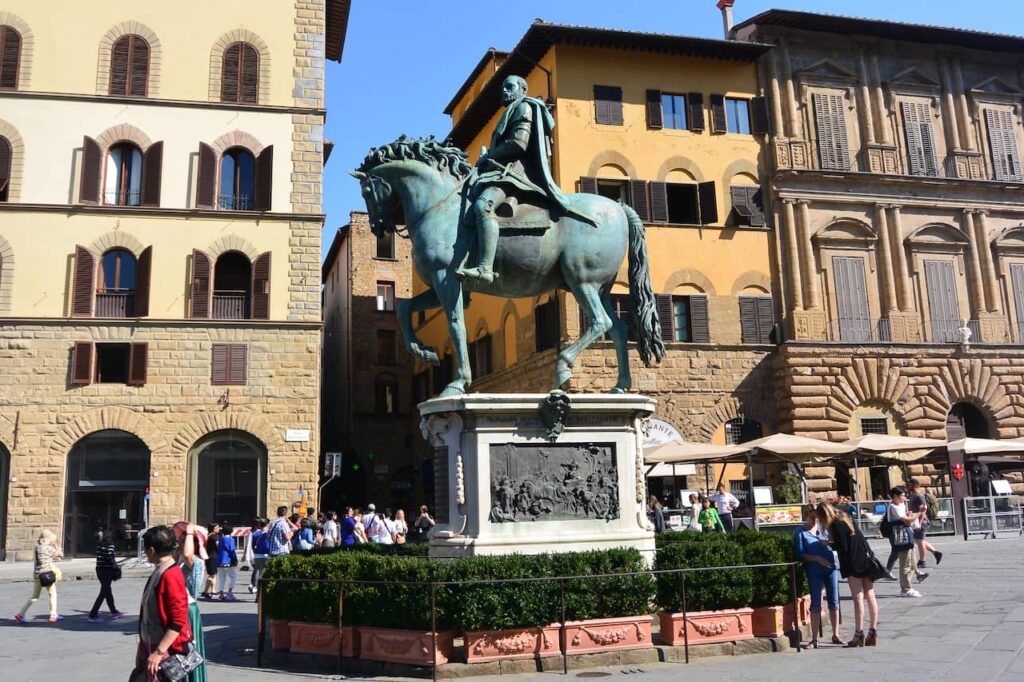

{"left": 793, "top": 506, "right": 842, "bottom": 647}
{"left": 173, "top": 522, "right": 209, "bottom": 682}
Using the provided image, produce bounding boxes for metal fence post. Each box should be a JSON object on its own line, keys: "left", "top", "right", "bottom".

{"left": 337, "top": 584, "right": 345, "bottom": 676}
{"left": 431, "top": 581, "right": 438, "bottom": 682}
{"left": 789, "top": 562, "right": 801, "bottom": 652}
{"left": 680, "top": 570, "right": 689, "bottom": 664}
{"left": 560, "top": 578, "right": 568, "bottom": 675}
{"left": 256, "top": 579, "right": 265, "bottom": 667}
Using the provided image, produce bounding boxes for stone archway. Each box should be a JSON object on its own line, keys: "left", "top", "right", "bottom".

{"left": 50, "top": 407, "right": 167, "bottom": 458}
{"left": 188, "top": 429, "right": 268, "bottom": 528}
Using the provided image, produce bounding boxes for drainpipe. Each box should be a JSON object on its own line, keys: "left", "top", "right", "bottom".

{"left": 717, "top": 0, "right": 736, "bottom": 40}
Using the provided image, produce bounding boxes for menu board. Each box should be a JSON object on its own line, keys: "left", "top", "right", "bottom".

{"left": 755, "top": 504, "right": 803, "bottom": 526}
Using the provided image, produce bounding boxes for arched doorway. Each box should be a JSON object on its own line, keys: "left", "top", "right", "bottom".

{"left": 191, "top": 431, "right": 266, "bottom": 529}
{"left": 946, "top": 402, "right": 990, "bottom": 439}
{"left": 0, "top": 442, "right": 9, "bottom": 561}
{"left": 64, "top": 430, "right": 150, "bottom": 557}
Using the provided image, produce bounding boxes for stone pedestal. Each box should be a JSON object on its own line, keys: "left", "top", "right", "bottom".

{"left": 418, "top": 393, "right": 656, "bottom": 558}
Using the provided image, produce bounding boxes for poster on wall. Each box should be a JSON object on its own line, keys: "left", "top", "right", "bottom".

{"left": 643, "top": 419, "right": 683, "bottom": 449}
{"left": 755, "top": 504, "right": 803, "bottom": 526}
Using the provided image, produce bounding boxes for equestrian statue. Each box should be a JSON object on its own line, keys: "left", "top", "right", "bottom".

{"left": 351, "top": 75, "right": 665, "bottom": 397}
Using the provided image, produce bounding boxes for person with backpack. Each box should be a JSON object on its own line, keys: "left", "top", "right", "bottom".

{"left": 414, "top": 505, "right": 435, "bottom": 543}
{"left": 246, "top": 517, "right": 270, "bottom": 595}
{"left": 885, "top": 487, "right": 925, "bottom": 598}
{"left": 881, "top": 496, "right": 928, "bottom": 584}
{"left": 371, "top": 508, "right": 397, "bottom": 545}
{"left": 216, "top": 526, "right": 238, "bottom": 602}
{"left": 907, "top": 479, "right": 943, "bottom": 569}
{"left": 362, "top": 504, "right": 379, "bottom": 543}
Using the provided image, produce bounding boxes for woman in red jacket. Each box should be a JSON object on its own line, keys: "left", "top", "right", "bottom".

{"left": 132, "top": 526, "right": 192, "bottom": 682}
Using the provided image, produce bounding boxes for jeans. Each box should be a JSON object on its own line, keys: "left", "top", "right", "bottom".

{"left": 21, "top": 577, "right": 57, "bottom": 617}
{"left": 807, "top": 568, "right": 840, "bottom": 612}
{"left": 720, "top": 513, "right": 734, "bottom": 533}
{"left": 89, "top": 568, "right": 118, "bottom": 618}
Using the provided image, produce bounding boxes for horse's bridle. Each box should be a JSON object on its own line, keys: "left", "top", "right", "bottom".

{"left": 362, "top": 169, "right": 476, "bottom": 239}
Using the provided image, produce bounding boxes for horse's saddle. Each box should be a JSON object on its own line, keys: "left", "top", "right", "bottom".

{"left": 494, "top": 196, "right": 555, "bottom": 234}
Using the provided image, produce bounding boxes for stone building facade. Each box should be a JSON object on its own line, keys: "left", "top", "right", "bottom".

{"left": 734, "top": 10, "right": 1024, "bottom": 496}
{"left": 0, "top": 0, "right": 350, "bottom": 559}
{"left": 321, "top": 212, "right": 421, "bottom": 512}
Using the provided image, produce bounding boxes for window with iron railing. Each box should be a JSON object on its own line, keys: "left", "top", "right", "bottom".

{"left": 97, "top": 249, "right": 137, "bottom": 318}
{"left": 104, "top": 143, "right": 143, "bottom": 207}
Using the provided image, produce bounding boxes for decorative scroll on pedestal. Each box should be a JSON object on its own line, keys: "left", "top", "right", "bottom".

{"left": 489, "top": 442, "right": 619, "bottom": 522}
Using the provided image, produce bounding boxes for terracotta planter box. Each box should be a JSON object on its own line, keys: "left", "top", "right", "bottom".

{"left": 465, "top": 625, "right": 561, "bottom": 663}
{"left": 561, "top": 615, "right": 653, "bottom": 655}
{"left": 359, "top": 626, "right": 453, "bottom": 666}
{"left": 290, "top": 621, "right": 340, "bottom": 655}
{"left": 750, "top": 605, "right": 785, "bottom": 638}
{"left": 269, "top": 619, "right": 291, "bottom": 651}
{"left": 659, "top": 608, "right": 754, "bottom": 646}
{"left": 783, "top": 594, "right": 812, "bottom": 628}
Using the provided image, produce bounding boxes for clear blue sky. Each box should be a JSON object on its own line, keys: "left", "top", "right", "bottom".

{"left": 321, "top": 0, "right": 1019, "bottom": 258}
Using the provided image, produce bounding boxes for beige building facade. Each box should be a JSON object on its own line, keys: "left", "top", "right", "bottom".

{"left": 0, "top": 0, "right": 350, "bottom": 559}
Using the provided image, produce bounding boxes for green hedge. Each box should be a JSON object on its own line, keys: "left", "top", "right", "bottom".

{"left": 730, "top": 530, "right": 791, "bottom": 607}
{"left": 653, "top": 532, "right": 753, "bottom": 613}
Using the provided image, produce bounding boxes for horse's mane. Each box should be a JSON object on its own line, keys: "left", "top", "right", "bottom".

{"left": 358, "top": 135, "right": 473, "bottom": 180}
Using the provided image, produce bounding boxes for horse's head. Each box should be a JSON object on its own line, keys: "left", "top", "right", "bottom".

{"left": 349, "top": 169, "right": 396, "bottom": 238}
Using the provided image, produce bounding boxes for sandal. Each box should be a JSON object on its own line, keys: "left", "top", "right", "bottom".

{"left": 809, "top": 640, "right": 819, "bottom": 649}
{"left": 865, "top": 629, "right": 877, "bottom": 646}
{"left": 831, "top": 635, "right": 844, "bottom": 645}
{"left": 845, "top": 631, "right": 865, "bottom": 648}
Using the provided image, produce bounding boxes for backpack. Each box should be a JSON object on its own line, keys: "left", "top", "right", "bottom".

{"left": 924, "top": 492, "right": 939, "bottom": 522}
{"left": 252, "top": 530, "right": 271, "bottom": 555}
{"left": 879, "top": 506, "right": 893, "bottom": 540}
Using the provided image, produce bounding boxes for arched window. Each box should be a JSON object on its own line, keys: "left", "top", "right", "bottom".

{"left": 946, "top": 402, "right": 990, "bottom": 440}
{"left": 104, "top": 142, "right": 143, "bottom": 206}
{"left": 0, "top": 26, "right": 21, "bottom": 89}
{"left": 503, "top": 313, "right": 517, "bottom": 367}
{"left": 97, "top": 248, "right": 137, "bottom": 317}
{"left": 0, "top": 135, "right": 11, "bottom": 202}
{"left": 193, "top": 431, "right": 266, "bottom": 529}
{"left": 109, "top": 34, "right": 150, "bottom": 96}
{"left": 724, "top": 417, "right": 761, "bottom": 445}
{"left": 213, "top": 251, "right": 252, "bottom": 319}
{"left": 375, "top": 373, "right": 398, "bottom": 414}
{"left": 221, "top": 42, "right": 259, "bottom": 104}
{"left": 220, "top": 147, "right": 256, "bottom": 210}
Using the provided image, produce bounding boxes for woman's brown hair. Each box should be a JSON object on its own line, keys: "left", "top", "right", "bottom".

{"left": 815, "top": 500, "right": 854, "bottom": 533}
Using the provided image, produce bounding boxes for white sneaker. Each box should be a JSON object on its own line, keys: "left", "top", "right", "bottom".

{"left": 899, "top": 589, "right": 922, "bottom": 598}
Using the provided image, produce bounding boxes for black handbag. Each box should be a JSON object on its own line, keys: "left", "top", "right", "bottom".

{"left": 158, "top": 643, "right": 204, "bottom": 682}
{"left": 37, "top": 571, "right": 57, "bottom": 587}
{"left": 112, "top": 565, "right": 123, "bottom": 581}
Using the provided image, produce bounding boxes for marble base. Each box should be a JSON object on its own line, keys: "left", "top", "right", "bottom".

{"left": 418, "top": 393, "right": 657, "bottom": 559}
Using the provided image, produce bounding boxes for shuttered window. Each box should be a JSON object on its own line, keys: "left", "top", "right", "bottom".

{"left": 924, "top": 260, "right": 961, "bottom": 343}
{"left": 710, "top": 94, "right": 728, "bottom": 133}
{"left": 594, "top": 85, "right": 623, "bottom": 126}
{"left": 0, "top": 135, "right": 11, "bottom": 202}
{"left": 725, "top": 98, "right": 752, "bottom": 134}
{"left": 985, "top": 108, "right": 1023, "bottom": 182}
{"left": 651, "top": 181, "right": 718, "bottom": 225}
{"left": 738, "top": 296, "right": 774, "bottom": 344}
{"left": 1010, "top": 263, "right": 1024, "bottom": 343}
{"left": 534, "top": 296, "right": 560, "bottom": 352}
{"left": 71, "top": 342, "right": 94, "bottom": 385}
{"left": 901, "top": 101, "right": 939, "bottom": 177}
{"left": 581, "top": 294, "right": 636, "bottom": 341}
{"left": 751, "top": 96, "right": 770, "bottom": 135}
{"left": 656, "top": 294, "right": 709, "bottom": 343}
{"left": 79, "top": 136, "right": 103, "bottom": 205}
{"left": 72, "top": 246, "right": 96, "bottom": 317}
{"left": 251, "top": 252, "right": 271, "bottom": 320}
{"left": 190, "top": 249, "right": 212, "bottom": 318}
{"left": 196, "top": 143, "right": 217, "bottom": 208}
{"left": 812, "top": 92, "right": 850, "bottom": 171}
{"left": 211, "top": 343, "right": 248, "bottom": 385}
{"left": 221, "top": 42, "right": 259, "bottom": 104}
{"left": 468, "top": 334, "right": 493, "bottom": 379}
{"left": 832, "top": 255, "right": 872, "bottom": 342}
{"left": 646, "top": 90, "right": 664, "bottom": 129}
{"left": 71, "top": 342, "right": 147, "bottom": 385}
{"left": 687, "top": 92, "right": 705, "bottom": 132}
{"left": 376, "top": 281, "right": 395, "bottom": 311}
{"left": 579, "top": 177, "right": 651, "bottom": 222}
{"left": 0, "top": 26, "right": 20, "bottom": 89}
{"left": 730, "top": 185, "right": 765, "bottom": 227}
{"left": 659, "top": 92, "right": 688, "bottom": 130}
{"left": 109, "top": 35, "right": 150, "bottom": 97}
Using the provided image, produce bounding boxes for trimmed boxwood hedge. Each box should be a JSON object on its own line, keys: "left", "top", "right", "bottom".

{"left": 653, "top": 532, "right": 753, "bottom": 613}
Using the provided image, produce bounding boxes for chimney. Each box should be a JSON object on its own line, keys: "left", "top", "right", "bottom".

{"left": 717, "top": 0, "right": 735, "bottom": 39}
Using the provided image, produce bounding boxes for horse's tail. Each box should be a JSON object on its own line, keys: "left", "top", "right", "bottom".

{"left": 623, "top": 203, "right": 666, "bottom": 367}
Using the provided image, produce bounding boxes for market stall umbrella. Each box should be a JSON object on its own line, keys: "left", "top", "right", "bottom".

{"left": 744, "top": 433, "right": 857, "bottom": 463}
{"left": 845, "top": 433, "right": 946, "bottom": 462}
{"left": 949, "top": 437, "right": 1024, "bottom": 455}
{"left": 643, "top": 439, "right": 750, "bottom": 464}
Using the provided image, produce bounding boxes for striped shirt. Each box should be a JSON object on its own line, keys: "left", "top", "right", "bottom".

{"left": 95, "top": 541, "right": 118, "bottom": 570}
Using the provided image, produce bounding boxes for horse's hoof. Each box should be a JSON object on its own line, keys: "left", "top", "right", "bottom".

{"left": 610, "top": 387, "right": 627, "bottom": 394}
{"left": 554, "top": 370, "right": 572, "bottom": 388}
{"left": 439, "top": 384, "right": 466, "bottom": 398}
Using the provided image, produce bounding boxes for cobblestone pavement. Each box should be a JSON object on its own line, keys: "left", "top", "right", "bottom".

{"left": 1, "top": 537, "right": 1022, "bottom": 681}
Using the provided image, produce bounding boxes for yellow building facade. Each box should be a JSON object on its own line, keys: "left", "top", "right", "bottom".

{"left": 0, "top": 0, "right": 349, "bottom": 559}
{"left": 412, "top": 23, "right": 780, "bottom": 508}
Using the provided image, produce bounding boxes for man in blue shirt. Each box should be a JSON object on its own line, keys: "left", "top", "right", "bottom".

{"left": 340, "top": 507, "right": 357, "bottom": 547}
{"left": 217, "top": 525, "right": 238, "bottom": 601}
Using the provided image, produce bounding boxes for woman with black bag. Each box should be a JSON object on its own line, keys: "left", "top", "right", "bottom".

{"left": 88, "top": 529, "right": 126, "bottom": 623}
{"left": 816, "top": 500, "right": 882, "bottom": 647}
{"left": 14, "top": 529, "right": 63, "bottom": 624}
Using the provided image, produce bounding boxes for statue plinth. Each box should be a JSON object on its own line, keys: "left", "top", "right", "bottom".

{"left": 419, "top": 393, "right": 656, "bottom": 559}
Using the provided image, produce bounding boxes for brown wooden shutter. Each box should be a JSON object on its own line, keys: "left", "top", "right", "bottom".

{"left": 80, "top": 136, "right": 102, "bottom": 204}
{"left": 579, "top": 176, "right": 598, "bottom": 194}
{"left": 240, "top": 43, "right": 259, "bottom": 104}
{"left": 689, "top": 295, "right": 710, "bottom": 343}
{"left": 230, "top": 344, "right": 248, "bottom": 384}
{"left": 813, "top": 92, "right": 850, "bottom": 170}
{"left": 746, "top": 187, "right": 765, "bottom": 227}
{"left": 649, "top": 181, "right": 668, "bottom": 223}
{"left": 211, "top": 344, "right": 228, "bottom": 384}
{"left": 710, "top": 94, "right": 727, "bottom": 133}
{"left": 109, "top": 36, "right": 130, "bottom": 95}
{"left": 833, "top": 255, "right": 872, "bottom": 341}
{"left": 128, "top": 342, "right": 148, "bottom": 385}
{"left": 196, "top": 143, "right": 217, "bottom": 209}
{"left": 646, "top": 89, "right": 663, "bottom": 129}
{"left": 128, "top": 36, "right": 149, "bottom": 96}
{"left": 738, "top": 296, "right": 758, "bottom": 343}
{"left": 254, "top": 145, "right": 274, "bottom": 211}
{"left": 751, "top": 96, "right": 770, "bottom": 135}
{"left": 628, "top": 180, "right": 650, "bottom": 222}
{"left": 0, "top": 135, "right": 10, "bottom": 199}
{"left": 140, "top": 141, "right": 163, "bottom": 207}
{"left": 251, "top": 252, "right": 271, "bottom": 320}
{"left": 756, "top": 296, "right": 774, "bottom": 344}
{"left": 594, "top": 86, "right": 623, "bottom": 125}
{"left": 697, "top": 181, "right": 718, "bottom": 224}
{"left": 730, "top": 185, "right": 751, "bottom": 223}
{"left": 134, "top": 246, "right": 152, "bottom": 317}
{"left": 190, "top": 249, "right": 211, "bottom": 318}
{"left": 656, "top": 294, "right": 674, "bottom": 342}
{"left": 221, "top": 43, "right": 241, "bottom": 103}
{"left": 901, "top": 101, "right": 938, "bottom": 177}
{"left": 71, "top": 341, "right": 94, "bottom": 385}
{"left": 986, "top": 108, "right": 1023, "bottom": 182}
{"left": 687, "top": 92, "right": 705, "bottom": 132}
{"left": 72, "top": 246, "right": 95, "bottom": 317}
{"left": 0, "top": 26, "right": 21, "bottom": 89}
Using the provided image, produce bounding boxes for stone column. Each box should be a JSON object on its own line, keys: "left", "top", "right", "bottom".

{"left": 962, "top": 209, "right": 986, "bottom": 316}
{"left": 767, "top": 53, "right": 786, "bottom": 138}
{"left": 857, "top": 50, "right": 877, "bottom": 145}
{"left": 782, "top": 199, "right": 804, "bottom": 311}
{"left": 952, "top": 58, "right": 977, "bottom": 152}
{"left": 939, "top": 59, "right": 963, "bottom": 151}
{"left": 874, "top": 204, "right": 898, "bottom": 313}
{"left": 870, "top": 54, "right": 893, "bottom": 145}
{"left": 975, "top": 210, "right": 1001, "bottom": 313}
{"left": 779, "top": 38, "right": 801, "bottom": 139}
{"left": 888, "top": 205, "right": 913, "bottom": 312}
{"left": 797, "top": 200, "right": 821, "bottom": 310}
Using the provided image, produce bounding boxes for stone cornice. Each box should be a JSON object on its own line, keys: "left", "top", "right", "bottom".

{"left": 0, "top": 317, "right": 322, "bottom": 330}
{"left": 0, "top": 202, "right": 325, "bottom": 223}
{"left": 0, "top": 88, "right": 326, "bottom": 117}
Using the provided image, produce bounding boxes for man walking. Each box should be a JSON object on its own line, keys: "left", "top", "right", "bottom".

{"left": 907, "top": 479, "right": 943, "bottom": 568}
{"left": 710, "top": 483, "right": 740, "bottom": 532}
{"left": 267, "top": 505, "right": 297, "bottom": 558}
{"left": 887, "top": 487, "right": 924, "bottom": 598}
{"left": 362, "top": 504, "right": 378, "bottom": 543}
